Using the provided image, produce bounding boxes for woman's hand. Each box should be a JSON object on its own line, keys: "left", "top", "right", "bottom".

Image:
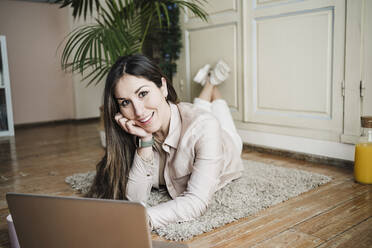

{"left": 114, "top": 112, "right": 152, "bottom": 139}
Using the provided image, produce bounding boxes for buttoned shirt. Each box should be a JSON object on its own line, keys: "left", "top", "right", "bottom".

{"left": 126, "top": 102, "right": 243, "bottom": 228}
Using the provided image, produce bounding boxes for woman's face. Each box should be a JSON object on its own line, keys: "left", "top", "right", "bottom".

{"left": 114, "top": 74, "right": 170, "bottom": 135}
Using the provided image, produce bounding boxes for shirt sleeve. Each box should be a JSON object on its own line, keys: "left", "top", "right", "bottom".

{"left": 126, "top": 149, "right": 159, "bottom": 205}
{"left": 147, "top": 116, "right": 224, "bottom": 228}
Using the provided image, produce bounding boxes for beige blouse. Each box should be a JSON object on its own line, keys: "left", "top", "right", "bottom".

{"left": 126, "top": 102, "right": 243, "bottom": 228}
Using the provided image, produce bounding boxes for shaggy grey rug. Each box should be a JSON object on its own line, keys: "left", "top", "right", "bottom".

{"left": 65, "top": 160, "right": 332, "bottom": 241}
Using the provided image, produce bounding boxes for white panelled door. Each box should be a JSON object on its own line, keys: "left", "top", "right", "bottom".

{"left": 243, "top": 0, "right": 345, "bottom": 142}
{"left": 361, "top": 0, "right": 372, "bottom": 117}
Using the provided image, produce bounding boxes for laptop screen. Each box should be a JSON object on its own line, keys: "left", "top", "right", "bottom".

{"left": 7, "top": 193, "right": 153, "bottom": 248}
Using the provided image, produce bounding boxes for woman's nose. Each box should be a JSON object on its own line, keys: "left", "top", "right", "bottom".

{"left": 132, "top": 100, "right": 144, "bottom": 117}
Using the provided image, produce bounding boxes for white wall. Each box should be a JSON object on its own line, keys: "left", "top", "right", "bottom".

{"left": 0, "top": 0, "right": 106, "bottom": 124}
{"left": 68, "top": 7, "right": 105, "bottom": 120}
{"left": 0, "top": 0, "right": 75, "bottom": 124}
{"left": 71, "top": 73, "right": 105, "bottom": 119}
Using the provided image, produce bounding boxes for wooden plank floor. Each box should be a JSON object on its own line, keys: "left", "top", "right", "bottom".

{"left": 0, "top": 120, "right": 371, "bottom": 248}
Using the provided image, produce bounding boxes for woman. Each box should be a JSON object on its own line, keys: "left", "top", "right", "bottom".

{"left": 87, "top": 54, "right": 243, "bottom": 228}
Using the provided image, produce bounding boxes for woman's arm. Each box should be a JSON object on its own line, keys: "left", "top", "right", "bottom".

{"left": 114, "top": 112, "right": 157, "bottom": 204}
{"left": 147, "top": 117, "right": 224, "bottom": 228}
{"left": 126, "top": 147, "right": 159, "bottom": 204}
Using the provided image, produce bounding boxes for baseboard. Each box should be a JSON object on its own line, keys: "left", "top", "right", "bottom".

{"left": 14, "top": 117, "right": 99, "bottom": 129}
{"left": 243, "top": 143, "right": 354, "bottom": 169}
{"left": 238, "top": 129, "right": 355, "bottom": 165}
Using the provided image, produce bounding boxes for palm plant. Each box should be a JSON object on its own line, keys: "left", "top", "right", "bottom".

{"left": 57, "top": 0, "right": 208, "bottom": 85}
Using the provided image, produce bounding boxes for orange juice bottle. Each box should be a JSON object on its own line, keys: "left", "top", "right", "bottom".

{"left": 354, "top": 116, "right": 372, "bottom": 184}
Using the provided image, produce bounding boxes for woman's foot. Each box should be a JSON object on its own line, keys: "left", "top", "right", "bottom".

{"left": 193, "top": 64, "right": 211, "bottom": 86}
{"left": 210, "top": 59, "right": 230, "bottom": 85}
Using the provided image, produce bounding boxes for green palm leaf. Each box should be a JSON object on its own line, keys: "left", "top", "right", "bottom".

{"left": 59, "top": 0, "right": 208, "bottom": 85}
{"left": 60, "top": 2, "right": 143, "bottom": 85}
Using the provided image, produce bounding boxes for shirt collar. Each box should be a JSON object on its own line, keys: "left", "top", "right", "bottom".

{"left": 163, "top": 102, "right": 181, "bottom": 150}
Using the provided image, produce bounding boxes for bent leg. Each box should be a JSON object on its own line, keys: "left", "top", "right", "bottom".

{"left": 211, "top": 86, "right": 223, "bottom": 101}
{"left": 197, "top": 80, "right": 214, "bottom": 102}
{"left": 211, "top": 99, "right": 243, "bottom": 152}
{"left": 193, "top": 97, "right": 212, "bottom": 112}
{"left": 193, "top": 80, "right": 214, "bottom": 112}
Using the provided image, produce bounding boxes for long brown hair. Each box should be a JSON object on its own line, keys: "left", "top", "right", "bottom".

{"left": 87, "top": 54, "right": 178, "bottom": 199}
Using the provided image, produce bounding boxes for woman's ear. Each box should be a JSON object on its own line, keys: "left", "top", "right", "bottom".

{"left": 161, "top": 77, "right": 168, "bottom": 98}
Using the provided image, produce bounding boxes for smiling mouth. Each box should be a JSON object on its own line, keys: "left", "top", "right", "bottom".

{"left": 138, "top": 112, "right": 154, "bottom": 125}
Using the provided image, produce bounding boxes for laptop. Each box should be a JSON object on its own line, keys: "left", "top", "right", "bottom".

{"left": 6, "top": 193, "right": 188, "bottom": 248}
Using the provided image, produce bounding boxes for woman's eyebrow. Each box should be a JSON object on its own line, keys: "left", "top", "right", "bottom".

{"left": 115, "top": 85, "right": 148, "bottom": 100}
{"left": 134, "top": 85, "right": 148, "bottom": 94}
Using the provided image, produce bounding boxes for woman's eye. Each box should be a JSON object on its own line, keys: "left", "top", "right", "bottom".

{"left": 139, "top": 91, "right": 148, "bottom": 98}
{"left": 120, "top": 100, "right": 130, "bottom": 107}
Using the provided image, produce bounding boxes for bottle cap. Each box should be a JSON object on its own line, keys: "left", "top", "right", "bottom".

{"left": 361, "top": 116, "right": 372, "bottom": 128}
